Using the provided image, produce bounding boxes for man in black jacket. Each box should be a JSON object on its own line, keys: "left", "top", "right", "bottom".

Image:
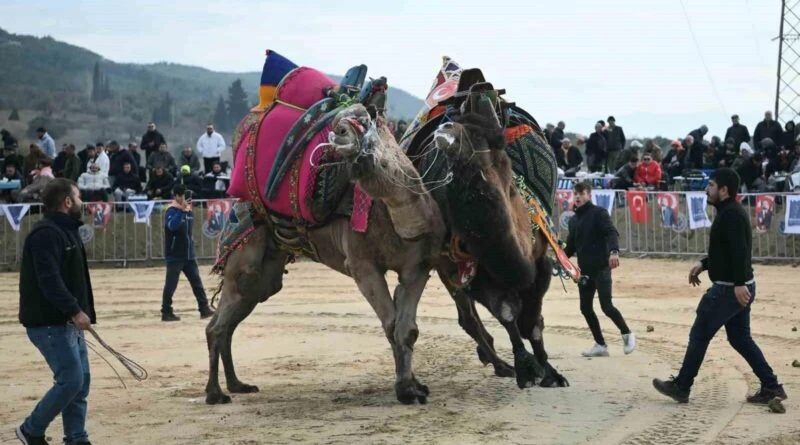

{"left": 724, "top": 114, "right": 751, "bottom": 149}
{"left": 565, "top": 182, "right": 635, "bottom": 357}
{"left": 653, "top": 168, "right": 787, "bottom": 404}
{"left": 16, "top": 178, "right": 95, "bottom": 445}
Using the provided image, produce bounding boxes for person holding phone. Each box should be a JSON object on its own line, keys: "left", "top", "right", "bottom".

{"left": 161, "top": 184, "right": 215, "bottom": 322}
{"left": 653, "top": 168, "right": 787, "bottom": 404}
{"left": 16, "top": 178, "right": 96, "bottom": 445}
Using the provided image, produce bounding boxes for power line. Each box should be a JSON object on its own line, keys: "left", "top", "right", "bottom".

{"left": 678, "top": 0, "right": 729, "bottom": 117}
{"left": 743, "top": 0, "right": 767, "bottom": 66}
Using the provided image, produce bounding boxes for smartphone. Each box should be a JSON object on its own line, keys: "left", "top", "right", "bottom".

{"left": 185, "top": 189, "right": 193, "bottom": 202}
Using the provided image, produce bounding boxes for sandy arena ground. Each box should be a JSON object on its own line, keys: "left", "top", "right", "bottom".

{"left": 0, "top": 258, "right": 798, "bottom": 445}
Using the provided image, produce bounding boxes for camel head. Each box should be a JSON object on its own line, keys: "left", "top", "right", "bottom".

{"left": 329, "top": 104, "right": 375, "bottom": 160}
{"left": 434, "top": 109, "right": 536, "bottom": 290}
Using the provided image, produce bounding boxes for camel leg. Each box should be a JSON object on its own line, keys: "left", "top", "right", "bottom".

{"left": 518, "top": 257, "right": 569, "bottom": 388}
{"left": 205, "top": 229, "right": 287, "bottom": 404}
{"left": 392, "top": 267, "right": 431, "bottom": 404}
{"left": 437, "top": 267, "right": 514, "bottom": 378}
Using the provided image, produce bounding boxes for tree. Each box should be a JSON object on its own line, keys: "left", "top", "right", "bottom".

{"left": 226, "top": 79, "right": 250, "bottom": 130}
{"left": 8, "top": 109, "right": 20, "bottom": 121}
{"left": 92, "top": 61, "right": 102, "bottom": 103}
{"left": 151, "top": 92, "right": 174, "bottom": 127}
{"left": 213, "top": 96, "right": 228, "bottom": 132}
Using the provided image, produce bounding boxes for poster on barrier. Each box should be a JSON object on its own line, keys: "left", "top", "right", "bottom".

{"left": 626, "top": 191, "right": 649, "bottom": 224}
{"left": 591, "top": 190, "right": 615, "bottom": 216}
{"left": 203, "top": 199, "right": 232, "bottom": 238}
{"left": 784, "top": 195, "right": 800, "bottom": 234}
{"left": 686, "top": 192, "right": 712, "bottom": 230}
{"left": 87, "top": 202, "right": 113, "bottom": 228}
{"left": 129, "top": 201, "right": 155, "bottom": 225}
{"left": 2, "top": 204, "right": 30, "bottom": 231}
{"left": 556, "top": 190, "right": 575, "bottom": 231}
{"left": 754, "top": 195, "right": 775, "bottom": 233}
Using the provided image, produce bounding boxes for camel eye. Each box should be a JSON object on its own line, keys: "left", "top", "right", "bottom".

{"left": 336, "top": 127, "right": 348, "bottom": 136}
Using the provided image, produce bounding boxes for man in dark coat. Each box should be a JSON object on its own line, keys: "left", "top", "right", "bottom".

{"left": 724, "top": 114, "right": 751, "bottom": 149}
{"left": 139, "top": 122, "right": 166, "bottom": 163}
{"left": 753, "top": 111, "right": 783, "bottom": 152}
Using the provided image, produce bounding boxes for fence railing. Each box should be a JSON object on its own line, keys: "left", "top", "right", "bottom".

{"left": 0, "top": 192, "right": 798, "bottom": 269}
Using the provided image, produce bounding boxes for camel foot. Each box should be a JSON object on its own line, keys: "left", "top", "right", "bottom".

{"left": 228, "top": 381, "right": 260, "bottom": 394}
{"left": 539, "top": 364, "right": 570, "bottom": 388}
{"left": 395, "top": 377, "right": 429, "bottom": 405}
{"left": 514, "top": 351, "right": 545, "bottom": 389}
{"left": 493, "top": 360, "right": 516, "bottom": 378}
{"left": 205, "top": 391, "right": 232, "bottom": 405}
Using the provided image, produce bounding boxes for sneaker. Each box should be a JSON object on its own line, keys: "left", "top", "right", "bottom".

{"left": 652, "top": 376, "right": 690, "bottom": 403}
{"left": 161, "top": 313, "right": 181, "bottom": 322}
{"left": 15, "top": 424, "right": 49, "bottom": 445}
{"left": 746, "top": 384, "right": 788, "bottom": 405}
{"left": 623, "top": 332, "right": 636, "bottom": 354}
{"left": 199, "top": 307, "right": 215, "bottom": 319}
{"left": 581, "top": 344, "right": 610, "bottom": 357}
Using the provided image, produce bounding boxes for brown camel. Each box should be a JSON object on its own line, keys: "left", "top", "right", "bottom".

{"left": 204, "top": 104, "right": 445, "bottom": 405}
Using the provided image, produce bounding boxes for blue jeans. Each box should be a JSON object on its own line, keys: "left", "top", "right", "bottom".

{"left": 23, "top": 324, "right": 91, "bottom": 443}
{"left": 675, "top": 282, "right": 778, "bottom": 390}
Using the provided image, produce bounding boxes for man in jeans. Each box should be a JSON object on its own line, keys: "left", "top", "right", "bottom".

{"left": 17, "top": 178, "right": 95, "bottom": 445}
{"left": 565, "top": 181, "right": 636, "bottom": 357}
{"left": 161, "top": 184, "right": 215, "bottom": 321}
{"left": 653, "top": 168, "right": 787, "bottom": 404}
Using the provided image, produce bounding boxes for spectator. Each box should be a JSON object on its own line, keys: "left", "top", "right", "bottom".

{"left": 394, "top": 120, "right": 408, "bottom": 141}
{"left": 704, "top": 136, "right": 723, "bottom": 169}
{"left": 147, "top": 142, "right": 177, "bottom": 177}
{"left": 687, "top": 125, "right": 708, "bottom": 169}
{"left": 724, "top": 114, "right": 751, "bottom": 149}
{"left": 35, "top": 126, "right": 56, "bottom": 159}
{"left": 128, "top": 142, "right": 146, "bottom": 183}
{"left": 732, "top": 142, "right": 754, "bottom": 170}
{"left": 556, "top": 137, "right": 583, "bottom": 177}
{"left": 22, "top": 144, "right": 46, "bottom": 186}
{"left": 781, "top": 121, "right": 797, "bottom": 150}
{"left": 197, "top": 124, "right": 226, "bottom": 173}
{"left": 719, "top": 137, "right": 737, "bottom": 167}
{"left": 107, "top": 140, "right": 138, "bottom": 179}
{"left": 2, "top": 144, "right": 24, "bottom": 171}
{"left": 736, "top": 152, "right": 765, "bottom": 193}
{"left": 92, "top": 143, "right": 110, "bottom": 176}
{"left": 621, "top": 139, "right": 643, "bottom": 165}
{"left": 765, "top": 149, "right": 792, "bottom": 179}
{"left": 544, "top": 123, "right": 555, "bottom": 145}
{"left": 549, "top": 121, "right": 566, "bottom": 153}
{"left": 760, "top": 137, "right": 780, "bottom": 166}
{"left": 54, "top": 143, "right": 69, "bottom": 176}
{"left": 643, "top": 139, "right": 663, "bottom": 162}
{"left": 1, "top": 128, "right": 18, "bottom": 148}
{"left": 77, "top": 144, "right": 96, "bottom": 173}
{"left": 0, "top": 164, "right": 23, "bottom": 203}
{"left": 177, "top": 165, "right": 203, "bottom": 196}
{"left": 662, "top": 139, "right": 687, "bottom": 180}
{"left": 790, "top": 140, "right": 800, "bottom": 172}
{"left": 613, "top": 155, "right": 638, "bottom": 189}
{"left": 140, "top": 122, "right": 166, "bottom": 162}
{"left": 15, "top": 158, "right": 55, "bottom": 203}
{"left": 78, "top": 162, "right": 110, "bottom": 202}
{"left": 202, "top": 161, "right": 229, "bottom": 198}
{"left": 753, "top": 111, "right": 783, "bottom": 152}
{"left": 634, "top": 153, "right": 663, "bottom": 188}
{"left": 178, "top": 146, "right": 202, "bottom": 174}
{"left": 112, "top": 162, "right": 143, "bottom": 202}
{"left": 604, "top": 116, "right": 627, "bottom": 171}
{"left": 587, "top": 122, "right": 607, "bottom": 172}
{"left": 145, "top": 165, "right": 175, "bottom": 200}
{"left": 61, "top": 144, "right": 82, "bottom": 182}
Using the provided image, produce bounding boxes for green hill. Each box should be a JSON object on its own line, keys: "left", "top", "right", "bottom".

{"left": 0, "top": 27, "right": 424, "bottom": 151}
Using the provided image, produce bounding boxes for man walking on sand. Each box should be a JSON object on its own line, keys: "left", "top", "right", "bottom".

{"left": 16, "top": 178, "right": 95, "bottom": 445}
{"left": 564, "top": 181, "right": 636, "bottom": 357}
{"left": 653, "top": 168, "right": 787, "bottom": 404}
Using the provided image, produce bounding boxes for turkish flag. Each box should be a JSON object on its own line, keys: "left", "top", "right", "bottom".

{"left": 627, "top": 191, "right": 649, "bottom": 224}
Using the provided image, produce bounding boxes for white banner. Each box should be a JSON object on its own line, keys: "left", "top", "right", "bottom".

{"left": 591, "top": 190, "right": 615, "bottom": 216}
{"left": 686, "top": 192, "right": 712, "bottom": 230}
{"left": 129, "top": 201, "right": 155, "bottom": 225}
{"left": 2, "top": 204, "right": 30, "bottom": 231}
{"left": 785, "top": 195, "right": 800, "bottom": 234}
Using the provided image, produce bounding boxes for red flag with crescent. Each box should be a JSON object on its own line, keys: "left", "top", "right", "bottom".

{"left": 626, "top": 191, "right": 649, "bottom": 224}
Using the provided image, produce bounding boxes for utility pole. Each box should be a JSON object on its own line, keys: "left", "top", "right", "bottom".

{"left": 775, "top": 0, "right": 800, "bottom": 124}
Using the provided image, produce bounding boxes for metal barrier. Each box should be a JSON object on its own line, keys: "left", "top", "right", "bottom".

{"left": 0, "top": 193, "right": 798, "bottom": 269}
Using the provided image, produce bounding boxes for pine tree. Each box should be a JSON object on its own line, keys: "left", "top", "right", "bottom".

{"left": 91, "top": 61, "right": 101, "bottom": 103}
{"left": 102, "top": 76, "right": 111, "bottom": 100}
{"left": 151, "top": 92, "right": 174, "bottom": 127}
{"left": 213, "top": 96, "right": 228, "bottom": 132}
{"left": 226, "top": 79, "right": 250, "bottom": 130}
{"left": 8, "top": 108, "right": 20, "bottom": 121}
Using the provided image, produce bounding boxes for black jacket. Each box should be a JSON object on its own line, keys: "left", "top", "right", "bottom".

{"left": 724, "top": 123, "right": 751, "bottom": 149}
{"left": 604, "top": 126, "right": 626, "bottom": 152}
{"left": 113, "top": 171, "right": 143, "bottom": 193}
{"left": 109, "top": 149, "right": 138, "bottom": 178}
{"left": 18, "top": 212, "right": 96, "bottom": 327}
{"left": 753, "top": 120, "right": 783, "bottom": 151}
{"left": 556, "top": 146, "right": 583, "bottom": 171}
{"left": 700, "top": 198, "right": 753, "bottom": 286}
{"left": 564, "top": 201, "right": 619, "bottom": 274}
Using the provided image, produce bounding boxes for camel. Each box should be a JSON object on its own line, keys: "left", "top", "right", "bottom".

{"left": 204, "top": 103, "right": 446, "bottom": 405}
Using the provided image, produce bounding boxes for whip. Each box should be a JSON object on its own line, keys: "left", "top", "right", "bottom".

{"left": 85, "top": 326, "right": 148, "bottom": 389}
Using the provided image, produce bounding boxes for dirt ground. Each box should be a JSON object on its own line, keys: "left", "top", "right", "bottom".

{"left": 0, "top": 258, "right": 798, "bottom": 445}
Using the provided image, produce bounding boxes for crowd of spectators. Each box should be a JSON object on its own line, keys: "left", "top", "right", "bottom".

{"left": 0, "top": 123, "right": 231, "bottom": 205}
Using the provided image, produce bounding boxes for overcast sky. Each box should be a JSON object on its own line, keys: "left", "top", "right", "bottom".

{"left": 0, "top": 0, "right": 783, "bottom": 138}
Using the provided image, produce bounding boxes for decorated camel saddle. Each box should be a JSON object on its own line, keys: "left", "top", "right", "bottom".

{"left": 222, "top": 50, "right": 388, "bottom": 262}
{"left": 400, "top": 56, "right": 580, "bottom": 282}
